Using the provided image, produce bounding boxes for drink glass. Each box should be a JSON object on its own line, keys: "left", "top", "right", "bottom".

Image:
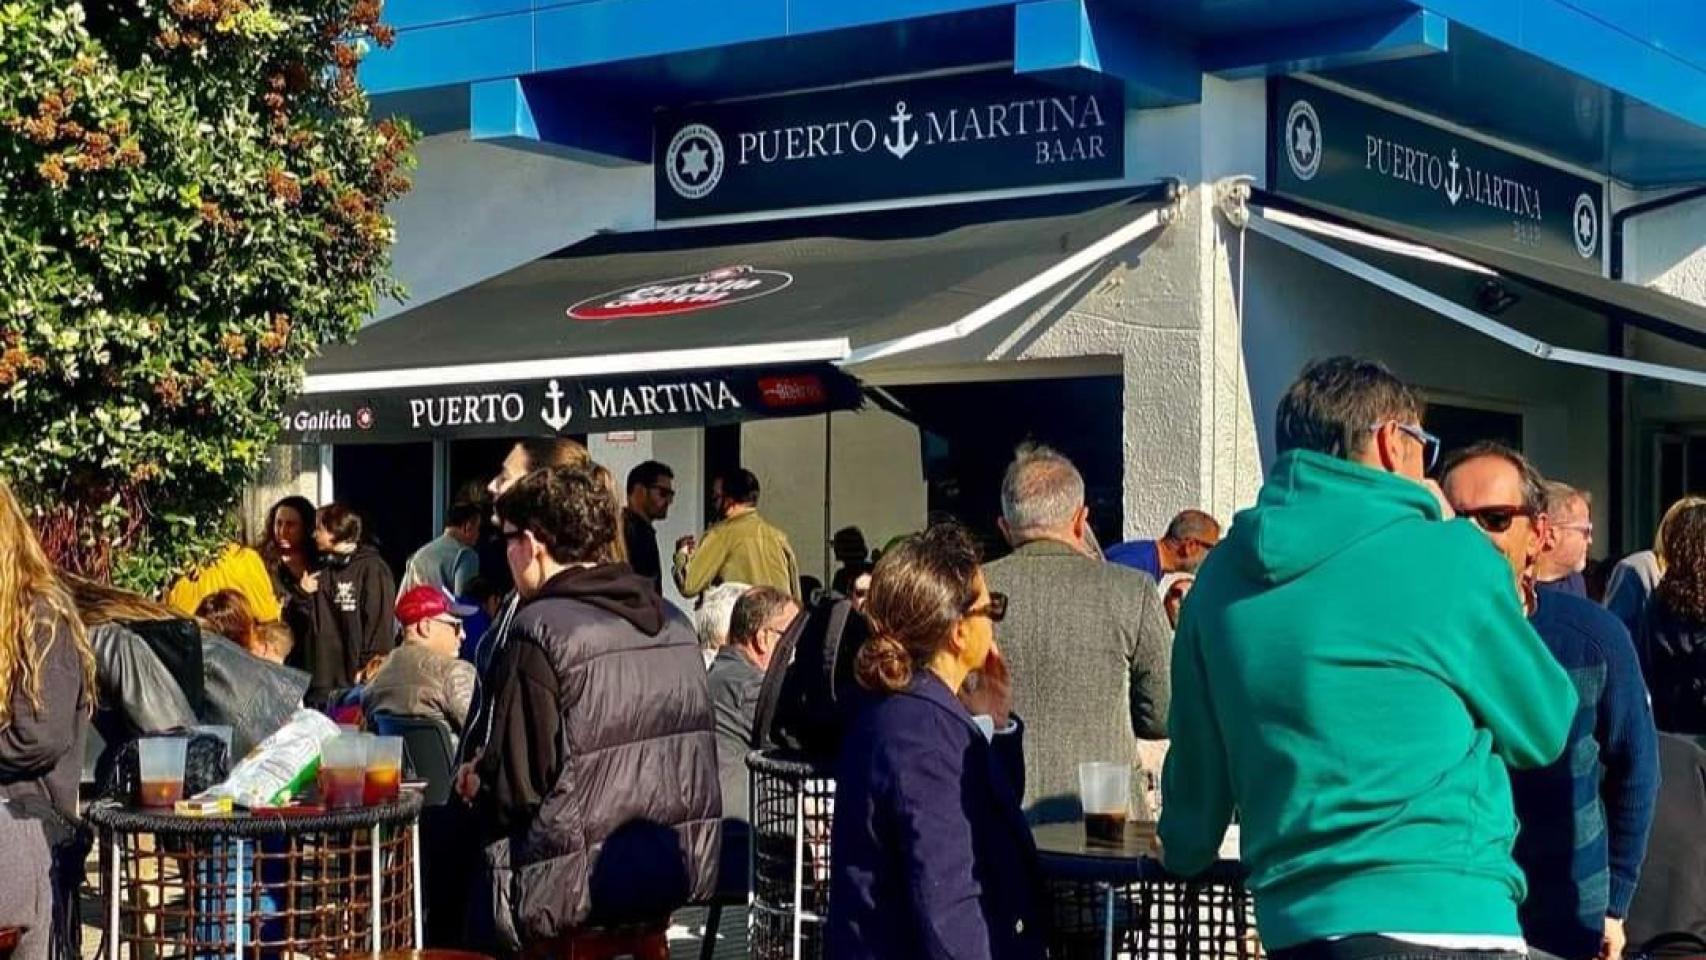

{"left": 364, "top": 736, "right": 404, "bottom": 806}
{"left": 138, "top": 737, "right": 189, "bottom": 808}
{"left": 320, "top": 734, "right": 367, "bottom": 809}
{"left": 1078, "top": 761, "right": 1132, "bottom": 846}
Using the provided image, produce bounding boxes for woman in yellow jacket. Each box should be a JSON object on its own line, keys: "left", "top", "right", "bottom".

{"left": 164, "top": 541, "right": 282, "bottom": 623}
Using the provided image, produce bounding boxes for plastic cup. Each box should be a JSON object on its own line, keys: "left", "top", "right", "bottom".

{"left": 364, "top": 736, "right": 403, "bottom": 806}
{"left": 320, "top": 734, "right": 367, "bottom": 809}
{"left": 138, "top": 737, "right": 189, "bottom": 808}
{"left": 1078, "top": 761, "right": 1132, "bottom": 846}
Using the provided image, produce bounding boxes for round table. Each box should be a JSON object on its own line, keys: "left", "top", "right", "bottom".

{"left": 88, "top": 794, "right": 425, "bottom": 960}
{"left": 1032, "top": 822, "right": 1256, "bottom": 960}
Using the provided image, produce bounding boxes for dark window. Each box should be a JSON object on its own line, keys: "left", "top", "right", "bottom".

{"left": 1427, "top": 402, "right": 1524, "bottom": 462}
{"left": 331, "top": 443, "right": 433, "bottom": 578}
{"left": 886, "top": 376, "right": 1123, "bottom": 559}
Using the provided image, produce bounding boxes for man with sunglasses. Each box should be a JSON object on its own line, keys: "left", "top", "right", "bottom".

{"left": 1106, "top": 509, "right": 1222, "bottom": 585}
{"left": 1441, "top": 443, "right": 1658, "bottom": 960}
{"left": 623, "top": 460, "right": 676, "bottom": 594}
{"left": 1535, "top": 482, "right": 1595, "bottom": 599}
{"left": 1162, "top": 357, "right": 1574, "bottom": 960}
{"left": 363, "top": 584, "right": 480, "bottom": 738}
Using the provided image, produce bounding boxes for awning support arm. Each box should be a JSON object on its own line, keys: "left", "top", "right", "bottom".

{"left": 843, "top": 184, "right": 1182, "bottom": 366}
{"left": 1246, "top": 211, "right": 1706, "bottom": 390}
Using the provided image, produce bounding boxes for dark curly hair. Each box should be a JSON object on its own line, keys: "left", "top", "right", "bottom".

{"left": 495, "top": 463, "right": 619, "bottom": 565}
{"left": 1656, "top": 502, "right": 1706, "bottom": 623}
{"left": 854, "top": 522, "right": 982, "bottom": 694}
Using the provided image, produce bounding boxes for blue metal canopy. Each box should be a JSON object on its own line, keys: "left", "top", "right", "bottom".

{"left": 363, "top": 0, "right": 1706, "bottom": 186}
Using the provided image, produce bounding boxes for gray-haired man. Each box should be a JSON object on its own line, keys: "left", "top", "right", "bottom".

{"left": 982, "top": 442, "right": 1173, "bottom": 823}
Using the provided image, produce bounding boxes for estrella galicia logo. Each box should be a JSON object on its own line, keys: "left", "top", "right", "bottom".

{"left": 567, "top": 266, "right": 794, "bottom": 321}
{"left": 1285, "top": 99, "right": 1322, "bottom": 182}
{"left": 665, "top": 123, "right": 725, "bottom": 200}
{"left": 1572, "top": 193, "right": 1600, "bottom": 259}
{"left": 355, "top": 407, "right": 375, "bottom": 430}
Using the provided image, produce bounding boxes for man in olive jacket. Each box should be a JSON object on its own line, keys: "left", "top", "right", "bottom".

{"left": 983, "top": 444, "right": 1172, "bottom": 824}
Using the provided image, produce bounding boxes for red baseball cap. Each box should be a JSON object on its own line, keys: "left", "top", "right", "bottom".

{"left": 396, "top": 586, "right": 477, "bottom": 628}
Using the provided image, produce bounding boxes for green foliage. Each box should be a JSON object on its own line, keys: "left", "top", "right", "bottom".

{"left": 0, "top": 0, "right": 414, "bottom": 590}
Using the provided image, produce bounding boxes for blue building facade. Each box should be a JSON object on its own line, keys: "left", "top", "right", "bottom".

{"left": 280, "top": 1, "right": 1706, "bottom": 588}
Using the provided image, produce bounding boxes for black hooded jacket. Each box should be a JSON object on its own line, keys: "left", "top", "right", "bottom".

{"left": 294, "top": 544, "right": 396, "bottom": 702}
{"left": 476, "top": 563, "right": 719, "bottom": 945}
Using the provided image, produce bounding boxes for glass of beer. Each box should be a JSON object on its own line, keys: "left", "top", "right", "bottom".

{"left": 320, "top": 734, "right": 368, "bottom": 809}
{"left": 364, "top": 736, "right": 404, "bottom": 806}
{"left": 138, "top": 737, "right": 189, "bottom": 808}
{"left": 1078, "top": 761, "right": 1132, "bottom": 846}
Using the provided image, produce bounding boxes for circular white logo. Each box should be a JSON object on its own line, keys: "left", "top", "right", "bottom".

{"left": 1572, "top": 193, "right": 1600, "bottom": 259}
{"left": 665, "top": 124, "right": 724, "bottom": 200}
{"left": 1285, "top": 100, "right": 1323, "bottom": 181}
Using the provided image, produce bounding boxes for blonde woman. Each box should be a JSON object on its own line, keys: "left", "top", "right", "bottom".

{"left": 0, "top": 478, "right": 96, "bottom": 960}
{"left": 1606, "top": 495, "right": 1706, "bottom": 636}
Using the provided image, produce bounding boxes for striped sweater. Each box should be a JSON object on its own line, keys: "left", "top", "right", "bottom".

{"left": 1512, "top": 590, "right": 1661, "bottom": 960}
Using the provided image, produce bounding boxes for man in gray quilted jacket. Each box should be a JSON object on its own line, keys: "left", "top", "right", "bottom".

{"left": 983, "top": 443, "right": 1172, "bottom": 824}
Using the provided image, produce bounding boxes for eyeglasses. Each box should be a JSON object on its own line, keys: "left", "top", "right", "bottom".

{"left": 965, "top": 592, "right": 1008, "bottom": 623}
{"left": 1369, "top": 420, "right": 1441, "bottom": 472}
{"left": 1460, "top": 505, "right": 1536, "bottom": 534}
{"left": 1554, "top": 520, "right": 1594, "bottom": 536}
{"left": 651, "top": 485, "right": 677, "bottom": 500}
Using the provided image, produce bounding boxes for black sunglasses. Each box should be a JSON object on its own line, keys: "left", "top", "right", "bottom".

{"left": 965, "top": 591, "right": 1008, "bottom": 623}
{"left": 1461, "top": 506, "right": 1535, "bottom": 534}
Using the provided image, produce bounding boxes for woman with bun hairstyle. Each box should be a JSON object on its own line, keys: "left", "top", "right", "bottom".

{"left": 827, "top": 523, "right": 1046, "bottom": 960}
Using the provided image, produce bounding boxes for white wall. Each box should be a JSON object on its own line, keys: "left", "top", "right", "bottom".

{"left": 587, "top": 428, "right": 704, "bottom": 611}
{"left": 376, "top": 131, "right": 651, "bottom": 322}
{"left": 1623, "top": 192, "right": 1706, "bottom": 306}
{"left": 741, "top": 408, "right": 926, "bottom": 584}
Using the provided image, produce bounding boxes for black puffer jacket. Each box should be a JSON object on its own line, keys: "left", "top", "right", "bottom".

{"left": 476, "top": 565, "right": 719, "bottom": 948}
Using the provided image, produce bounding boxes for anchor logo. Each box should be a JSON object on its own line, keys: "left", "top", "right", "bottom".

{"left": 540, "top": 379, "right": 574, "bottom": 432}
{"left": 884, "top": 101, "right": 919, "bottom": 160}
{"left": 1444, "top": 149, "right": 1463, "bottom": 206}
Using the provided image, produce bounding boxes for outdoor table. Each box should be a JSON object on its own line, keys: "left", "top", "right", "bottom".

{"left": 1033, "top": 821, "right": 1257, "bottom": 960}
{"left": 88, "top": 793, "right": 425, "bottom": 959}
{"left": 747, "top": 750, "right": 836, "bottom": 960}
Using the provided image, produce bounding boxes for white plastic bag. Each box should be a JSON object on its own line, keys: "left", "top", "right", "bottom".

{"left": 197, "top": 709, "right": 340, "bottom": 808}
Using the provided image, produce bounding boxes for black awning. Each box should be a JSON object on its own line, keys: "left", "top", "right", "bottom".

{"left": 1251, "top": 191, "right": 1706, "bottom": 349}
{"left": 281, "top": 361, "right": 863, "bottom": 443}
{"left": 302, "top": 184, "right": 1175, "bottom": 382}
{"left": 284, "top": 182, "right": 1177, "bottom": 443}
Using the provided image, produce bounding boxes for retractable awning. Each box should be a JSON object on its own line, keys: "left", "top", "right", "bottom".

{"left": 1244, "top": 191, "right": 1706, "bottom": 388}
{"left": 283, "top": 184, "right": 1178, "bottom": 443}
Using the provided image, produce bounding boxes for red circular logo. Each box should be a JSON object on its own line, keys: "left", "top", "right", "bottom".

{"left": 567, "top": 266, "right": 793, "bottom": 321}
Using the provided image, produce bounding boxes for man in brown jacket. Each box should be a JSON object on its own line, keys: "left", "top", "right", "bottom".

{"left": 983, "top": 443, "right": 1172, "bottom": 824}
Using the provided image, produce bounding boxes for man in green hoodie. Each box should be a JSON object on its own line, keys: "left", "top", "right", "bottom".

{"left": 1160, "top": 356, "right": 1576, "bottom": 960}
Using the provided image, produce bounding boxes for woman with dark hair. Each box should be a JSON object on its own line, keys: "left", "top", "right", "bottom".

{"left": 1642, "top": 502, "right": 1706, "bottom": 735}
{"left": 829, "top": 523, "right": 1046, "bottom": 960}
{"left": 259, "top": 495, "right": 318, "bottom": 654}
{"left": 297, "top": 502, "right": 396, "bottom": 708}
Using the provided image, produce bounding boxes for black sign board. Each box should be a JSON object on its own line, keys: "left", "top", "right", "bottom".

{"left": 654, "top": 71, "right": 1125, "bottom": 220}
{"left": 1269, "top": 78, "right": 1606, "bottom": 275}
{"left": 281, "top": 363, "right": 863, "bottom": 444}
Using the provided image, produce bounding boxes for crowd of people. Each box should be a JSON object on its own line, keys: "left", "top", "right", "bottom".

{"left": 3, "top": 355, "right": 1706, "bottom": 960}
